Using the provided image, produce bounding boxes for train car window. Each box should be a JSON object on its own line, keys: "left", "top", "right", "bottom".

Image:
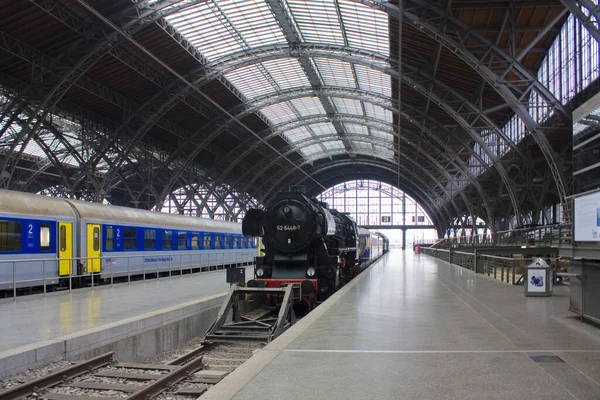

{"left": 233, "top": 236, "right": 239, "bottom": 248}
{"left": 224, "top": 235, "right": 230, "bottom": 248}
{"left": 178, "top": 232, "right": 187, "bottom": 250}
{"left": 0, "top": 220, "right": 22, "bottom": 252}
{"left": 144, "top": 229, "right": 156, "bottom": 250}
{"left": 59, "top": 225, "right": 67, "bottom": 252}
{"left": 204, "top": 233, "right": 211, "bottom": 249}
{"left": 163, "top": 230, "right": 173, "bottom": 250}
{"left": 215, "top": 235, "right": 222, "bottom": 249}
{"left": 106, "top": 226, "right": 114, "bottom": 251}
{"left": 123, "top": 228, "right": 137, "bottom": 250}
{"left": 241, "top": 237, "right": 246, "bottom": 248}
{"left": 40, "top": 223, "right": 51, "bottom": 251}
{"left": 93, "top": 226, "right": 100, "bottom": 252}
{"left": 191, "top": 233, "right": 200, "bottom": 249}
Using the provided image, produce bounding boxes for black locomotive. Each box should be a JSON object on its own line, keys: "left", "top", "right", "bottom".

{"left": 242, "top": 186, "right": 385, "bottom": 306}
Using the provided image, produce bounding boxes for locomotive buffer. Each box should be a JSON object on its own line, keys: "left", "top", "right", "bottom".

{"left": 203, "top": 284, "right": 298, "bottom": 343}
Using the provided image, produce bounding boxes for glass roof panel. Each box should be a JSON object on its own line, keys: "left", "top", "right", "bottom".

{"left": 286, "top": 0, "right": 345, "bottom": 45}
{"left": 332, "top": 97, "right": 363, "bottom": 115}
{"left": 373, "top": 145, "right": 395, "bottom": 160}
{"left": 313, "top": 58, "right": 356, "bottom": 88}
{"left": 288, "top": 97, "right": 327, "bottom": 117}
{"left": 363, "top": 103, "right": 392, "bottom": 122}
{"left": 225, "top": 59, "right": 310, "bottom": 100}
{"left": 283, "top": 126, "right": 313, "bottom": 143}
{"left": 165, "top": 0, "right": 285, "bottom": 61}
{"left": 225, "top": 64, "right": 274, "bottom": 99}
{"left": 260, "top": 102, "right": 297, "bottom": 125}
{"left": 352, "top": 141, "right": 371, "bottom": 150}
{"left": 370, "top": 128, "right": 394, "bottom": 141}
{"left": 261, "top": 59, "right": 310, "bottom": 90}
{"left": 322, "top": 140, "right": 345, "bottom": 150}
{"left": 164, "top": 0, "right": 392, "bottom": 162}
{"left": 354, "top": 65, "right": 391, "bottom": 97}
{"left": 337, "top": 1, "right": 389, "bottom": 56}
{"left": 301, "top": 144, "right": 323, "bottom": 155}
{"left": 343, "top": 122, "right": 369, "bottom": 136}
{"left": 309, "top": 122, "right": 337, "bottom": 136}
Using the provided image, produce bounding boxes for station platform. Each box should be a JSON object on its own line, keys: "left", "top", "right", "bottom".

{"left": 0, "top": 267, "right": 252, "bottom": 377}
{"left": 204, "top": 250, "right": 600, "bottom": 400}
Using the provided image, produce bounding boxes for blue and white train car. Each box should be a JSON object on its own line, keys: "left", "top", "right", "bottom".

{"left": 357, "top": 228, "right": 387, "bottom": 269}
{"left": 69, "top": 198, "right": 256, "bottom": 280}
{"left": 0, "top": 190, "right": 78, "bottom": 289}
{"left": 0, "top": 189, "right": 257, "bottom": 292}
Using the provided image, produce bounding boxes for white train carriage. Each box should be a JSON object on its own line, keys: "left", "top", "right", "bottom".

{"left": 67, "top": 198, "right": 256, "bottom": 280}
{"left": 0, "top": 190, "right": 78, "bottom": 290}
{"left": 357, "top": 228, "right": 387, "bottom": 268}
{"left": 0, "top": 189, "right": 257, "bottom": 292}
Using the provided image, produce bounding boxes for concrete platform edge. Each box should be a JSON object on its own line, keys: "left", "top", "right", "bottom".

{"left": 199, "top": 256, "right": 388, "bottom": 400}
{"left": 0, "top": 292, "right": 227, "bottom": 378}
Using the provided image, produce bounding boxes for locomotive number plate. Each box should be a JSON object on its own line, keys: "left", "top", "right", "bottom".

{"left": 277, "top": 225, "right": 301, "bottom": 231}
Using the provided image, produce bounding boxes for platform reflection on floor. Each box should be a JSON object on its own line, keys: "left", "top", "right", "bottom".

{"left": 229, "top": 250, "right": 600, "bottom": 400}
{"left": 0, "top": 267, "right": 252, "bottom": 352}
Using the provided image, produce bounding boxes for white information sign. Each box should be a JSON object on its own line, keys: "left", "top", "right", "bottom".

{"left": 574, "top": 191, "right": 600, "bottom": 241}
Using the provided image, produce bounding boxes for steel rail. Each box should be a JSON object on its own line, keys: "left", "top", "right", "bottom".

{"left": 126, "top": 354, "right": 205, "bottom": 400}
{"left": 167, "top": 344, "right": 209, "bottom": 366}
{"left": 0, "top": 352, "right": 113, "bottom": 400}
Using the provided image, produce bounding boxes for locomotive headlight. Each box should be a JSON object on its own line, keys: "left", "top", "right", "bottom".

{"left": 256, "top": 267, "right": 265, "bottom": 277}
{"left": 307, "top": 267, "right": 316, "bottom": 277}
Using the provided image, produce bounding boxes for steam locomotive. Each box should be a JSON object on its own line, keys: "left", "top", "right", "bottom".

{"left": 242, "top": 187, "right": 388, "bottom": 306}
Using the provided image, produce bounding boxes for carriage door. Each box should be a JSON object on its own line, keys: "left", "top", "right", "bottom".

{"left": 87, "top": 224, "right": 101, "bottom": 273}
{"left": 58, "top": 222, "right": 73, "bottom": 276}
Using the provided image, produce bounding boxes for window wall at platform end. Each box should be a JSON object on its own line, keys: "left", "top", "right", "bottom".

{"left": 317, "top": 180, "right": 438, "bottom": 248}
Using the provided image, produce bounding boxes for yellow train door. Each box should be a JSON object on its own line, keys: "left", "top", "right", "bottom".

{"left": 58, "top": 222, "right": 73, "bottom": 276}
{"left": 87, "top": 224, "right": 101, "bottom": 273}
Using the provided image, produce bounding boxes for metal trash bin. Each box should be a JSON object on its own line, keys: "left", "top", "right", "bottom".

{"left": 524, "top": 258, "right": 553, "bottom": 297}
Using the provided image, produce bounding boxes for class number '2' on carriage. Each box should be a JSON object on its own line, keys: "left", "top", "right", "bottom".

{"left": 242, "top": 186, "right": 387, "bottom": 308}
{"left": 0, "top": 189, "right": 257, "bottom": 294}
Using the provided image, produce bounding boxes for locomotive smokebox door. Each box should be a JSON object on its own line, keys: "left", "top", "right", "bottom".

{"left": 227, "top": 267, "right": 246, "bottom": 285}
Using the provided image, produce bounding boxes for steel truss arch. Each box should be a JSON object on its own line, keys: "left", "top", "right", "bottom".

{"left": 270, "top": 158, "right": 457, "bottom": 230}
{"left": 205, "top": 42, "right": 526, "bottom": 159}
{"left": 146, "top": 43, "right": 524, "bottom": 221}
{"left": 196, "top": 99, "right": 499, "bottom": 223}
{"left": 261, "top": 145, "right": 475, "bottom": 225}
{"left": 0, "top": 0, "right": 188, "bottom": 187}
{"left": 307, "top": 163, "right": 451, "bottom": 229}
{"left": 196, "top": 79, "right": 510, "bottom": 223}
{"left": 143, "top": 45, "right": 527, "bottom": 212}
{"left": 561, "top": 0, "right": 600, "bottom": 44}
{"left": 209, "top": 112, "right": 492, "bottom": 224}
{"left": 259, "top": 152, "right": 470, "bottom": 226}
{"left": 178, "top": 65, "right": 521, "bottom": 220}
{"left": 8, "top": 0, "right": 304, "bottom": 203}
{"left": 352, "top": 0, "right": 570, "bottom": 222}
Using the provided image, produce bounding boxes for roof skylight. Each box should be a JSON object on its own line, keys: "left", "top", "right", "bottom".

{"left": 164, "top": 0, "right": 392, "bottom": 162}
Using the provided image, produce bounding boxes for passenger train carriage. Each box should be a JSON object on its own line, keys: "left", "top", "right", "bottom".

{"left": 358, "top": 227, "right": 387, "bottom": 266}
{"left": 0, "top": 189, "right": 257, "bottom": 292}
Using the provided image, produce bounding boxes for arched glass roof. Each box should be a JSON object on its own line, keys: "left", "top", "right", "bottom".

{"left": 163, "top": 0, "right": 393, "bottom": 162}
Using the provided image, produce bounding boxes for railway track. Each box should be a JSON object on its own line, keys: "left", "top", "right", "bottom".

{"left": 0, "top": 341, "right": 262, "bottom": 400}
